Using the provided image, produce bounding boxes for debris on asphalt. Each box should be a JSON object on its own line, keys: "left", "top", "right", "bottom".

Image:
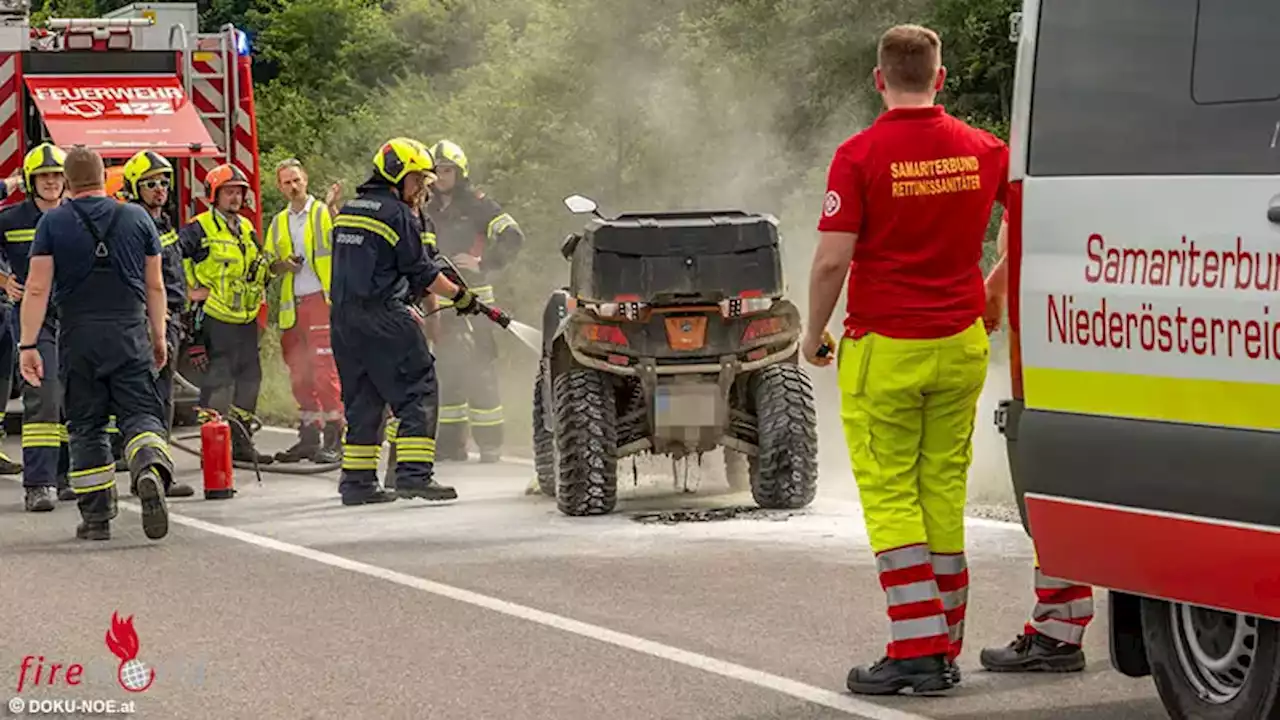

{"left": 630, "top": 506, "right": 801, "bottom": 525}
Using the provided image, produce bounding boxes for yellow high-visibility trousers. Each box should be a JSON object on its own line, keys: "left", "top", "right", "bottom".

{"left": 839, "top": 319, "right": 989, "bottom": 659}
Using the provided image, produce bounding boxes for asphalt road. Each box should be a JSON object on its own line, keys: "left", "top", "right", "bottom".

{"left": 0, "top": 427, "right": 1170, "bottom": 720}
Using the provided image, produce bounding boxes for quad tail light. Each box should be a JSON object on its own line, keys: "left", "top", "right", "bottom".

{"left": 742, "top": 316, "right": 787, "bottom": 343}
{"left": 580, "top": 322, "right": 628, "bottom": 347}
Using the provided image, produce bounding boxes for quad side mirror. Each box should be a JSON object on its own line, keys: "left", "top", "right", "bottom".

{"left": 563, "top": 194, "right": 599, "bottom": 215}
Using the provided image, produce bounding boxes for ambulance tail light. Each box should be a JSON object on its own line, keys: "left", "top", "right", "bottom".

{"left": 1006, "top": 180, "right": 1024, "bottom": 400}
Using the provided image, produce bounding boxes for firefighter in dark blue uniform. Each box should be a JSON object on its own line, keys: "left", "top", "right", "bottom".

{"left": 330, "top": 137, "right": 480, "bottom": 506}
{"left": 425, "top": 139, "right": 524, "bottom": 463}
{"left": 0, "top": 144, "right": 71, "bottom": 511}
{"left": 19, "top": 147, "right": 175, "bottom": 541}
{"left": 114, "top": 150, "right": 195, "bottom": 497}
{"left": 0, "top": 172, "right": 27, "bottom": 477}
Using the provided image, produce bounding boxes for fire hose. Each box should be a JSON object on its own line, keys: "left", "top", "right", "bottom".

{"left": 168, "top": 372, "right": 342, "bottom": 476}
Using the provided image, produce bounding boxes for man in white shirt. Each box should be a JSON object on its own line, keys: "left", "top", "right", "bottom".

{"left": 264, "top": 159, "right": 343, "bottom": 463}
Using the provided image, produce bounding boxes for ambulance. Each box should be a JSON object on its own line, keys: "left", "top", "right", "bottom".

{"left": 999, "top": 1, "right": 1280, "bottom": 716}
{"left": 0, "top": 2, "right": 265, "bottom": 428}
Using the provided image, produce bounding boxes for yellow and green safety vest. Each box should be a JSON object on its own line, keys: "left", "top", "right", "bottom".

{"left": 189, "top": 210, "right": 269, "bottom": 325}
{"left": 263, "top": 199, "right": 333, "bottom": 330}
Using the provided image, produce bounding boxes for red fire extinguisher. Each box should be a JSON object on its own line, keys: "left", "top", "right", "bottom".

{"left": 201, "top": 410, "right": 235, "bottom": 500}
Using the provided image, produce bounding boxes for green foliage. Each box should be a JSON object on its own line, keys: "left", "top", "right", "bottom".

{"left": 38, "top": 0, "right": 1021, "bottom": 432}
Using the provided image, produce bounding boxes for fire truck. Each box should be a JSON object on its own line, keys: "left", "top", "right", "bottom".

{"left": 1001, "top": 2, "right": 1280, "bottom": 717}
{"left": 0, "top": 1, "right": 264, "bottom": 427}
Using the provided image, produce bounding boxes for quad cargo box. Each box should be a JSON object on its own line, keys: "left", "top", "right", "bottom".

{"left": 568, "top": 210, "right": 784, "bottom": 303}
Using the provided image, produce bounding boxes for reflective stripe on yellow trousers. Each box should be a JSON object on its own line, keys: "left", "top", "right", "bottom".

{"left": 839, "top": 319, "right": 989, "bottom": 660}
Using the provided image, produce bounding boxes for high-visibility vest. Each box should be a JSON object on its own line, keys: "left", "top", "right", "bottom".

{"left": 189, "top": 210, "right": 268, "bottom": 325}
{"left": 264, "top": 198, "right": 333, "bottom": 330}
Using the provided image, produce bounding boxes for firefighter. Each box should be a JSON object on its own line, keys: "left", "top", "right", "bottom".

{"left": 425, "top": 139, "right": 524, "bottom": 463}
{"left": 19, "top": 147, "right": 174, "bottom": 541}
{"left": 176, "top": 164, "right": 274, "bottom": 465}
{"left": 330, "top": 137, "right": 479, "bottom": 506}
{"left": 264, "top": 158, "right": 343, "bottom": 464}
{"left": 115, "top": 151, "right": 196, "bottom": 498}
{"left": 802, "top": 24, "right": 1008, "bottom": 695}
{"left": 0, "top": 143, "right": 72, "bottom": 511}
{"left": 976, "top": 212, "right": 1092, "bottom": 673}
{"left": 0, "top": 172, "right": 27, "bottom": 477}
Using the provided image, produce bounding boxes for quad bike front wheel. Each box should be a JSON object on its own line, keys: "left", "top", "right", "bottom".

{"left": 749, "top": 364, "right": 818, "bottom": 509}
{"left": 554, "top": 368, "right": 619, "bottom": 516}
{"left": 531, "top": 361, "right": 557, "bottom": 498}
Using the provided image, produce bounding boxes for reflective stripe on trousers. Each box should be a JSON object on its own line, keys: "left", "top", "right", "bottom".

{"left": 1025, "top": 551, "right": 1094, "bottom": 646}
{"left": 439, "top": 403, "right": 469, "bottom": 424}
{"left": 933, "top": 552, "right": 969, "bottom": 660}
{"left": 876, "top": 544, "right": 952, "bottom": 660}
{"left": 70, "top": 463, "right": 114, "bottom": 494}
{"left": 468, "top": 405, "right": 503, "bottom": 427}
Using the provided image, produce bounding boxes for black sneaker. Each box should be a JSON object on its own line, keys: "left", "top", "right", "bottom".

{"left": 979, "top": 633, "right": 1086, "bottom": 673}
{"left": 341, "top": 488, "right": 398, "bottom": 506}
{"left": 24, "top": 486, "right": 56, "bottom": 512}
{"left": 396, "top": 479, "right": 458, "bottom": 502}
{"left": 846, "top": 654, "right": 955, "bottom": 696}
{"left": 135, "top": 471, "right": 169, "bottom": 540}
{"left": 75, "top": 521, "right": 110, "bottom": 541}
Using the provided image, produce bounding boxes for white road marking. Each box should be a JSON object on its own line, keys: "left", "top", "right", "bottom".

{"left": 113, "top": 500, "right": 939, "bottom": 720}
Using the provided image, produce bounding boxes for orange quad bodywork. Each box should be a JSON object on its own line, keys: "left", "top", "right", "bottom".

{"left": 663, "top": 315, "right": 708, "bottom": 351}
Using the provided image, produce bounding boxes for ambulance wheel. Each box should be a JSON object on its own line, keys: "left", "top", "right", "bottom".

{"left": 748, "top": 364, "right": 818, "bottom": 510}
{"left": 532, "top": 361, "right": 557, "bottom": 498}
{"left": 723, "top": 448, "right": 751, "bottom": 492}
{"left": 1141, "top": 597, "right": 1280, "bottom": 719}
{"left": 553, "top": 367, "right": 618, "bottom": 516}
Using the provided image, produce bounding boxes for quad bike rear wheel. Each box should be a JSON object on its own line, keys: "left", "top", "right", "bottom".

{"left": 554, "top": 368, "right": 619, "bottom": 516}
{"left": 749, "top": 364, "right": 818, "bottom": 509}
{"left": 532, "top": 361, "right": 557, "bottom": 497}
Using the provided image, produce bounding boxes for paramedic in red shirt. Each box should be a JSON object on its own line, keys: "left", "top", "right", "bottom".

{"left": 802, "top": 23, "right": 1008, "bottom": 696}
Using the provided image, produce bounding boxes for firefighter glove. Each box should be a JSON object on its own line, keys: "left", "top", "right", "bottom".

{"left": 450, "top": 286, "right": 480, "bottom": 316}
{"left": 188, "top": 343, "right": 208, "bottom": 372}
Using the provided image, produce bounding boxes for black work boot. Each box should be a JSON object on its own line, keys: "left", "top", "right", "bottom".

{"left": 231, "top": 422, "right": 275, "bottom": 466}
{"left": 979, "top": 633, "right": 1086, "bottom": 673}
{"left": 134, "top": 469, "right": 169, "bottom": 540}
{"left": 165, "top": 478, "right": 195, "bottom": 498}
{"left": 846, "top": 654, "right": 955, "bottom": 696}
{"left": 275, "top": 422, "right": 322, "bottom": 463}
{"left": 75, "top": 520, "right": 110, "bottom": 541}
{"left": 313, "top": 421, "right": 342, "bottom": 464}
{"left": 341, "top": 485, "right": 398, "bottom": 506}
{"left": 395, "top": 478, "right": 458, "bottom": 502}
{"left": 75, "top": 485, "right": 117, "bottom": 541}
{"left": 0, "top": 449, "right": 22, "bottom": 475}
{"left": 56, "top": 476, "right": 75, "bottom": 502}
{"left": 24, "top": 486, "right": 56, "bottom": 512}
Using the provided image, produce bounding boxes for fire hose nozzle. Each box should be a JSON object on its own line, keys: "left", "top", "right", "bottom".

{"left": 476, "top": 300, "right": 512, "bottom": 329}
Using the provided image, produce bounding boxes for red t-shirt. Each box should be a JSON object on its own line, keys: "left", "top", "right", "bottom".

{"left": 818, "top": 105, "right": 1009, "bottom": 339}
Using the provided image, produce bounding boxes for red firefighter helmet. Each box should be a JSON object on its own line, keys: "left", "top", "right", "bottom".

{"left": 203, "top": 163, "right": 250, "bottom": 202}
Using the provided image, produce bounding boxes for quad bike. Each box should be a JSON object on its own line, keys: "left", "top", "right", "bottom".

{"left": 532, "top": 194, "right": 819, "bottom": 517}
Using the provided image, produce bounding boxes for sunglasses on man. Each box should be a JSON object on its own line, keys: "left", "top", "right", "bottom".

{"left": 139, "top": 177, "right": 170, "bottom": 191}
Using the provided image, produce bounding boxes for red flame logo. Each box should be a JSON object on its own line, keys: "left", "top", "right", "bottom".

{"left": 105, "top": 612, "right": 155, "bottom": 693}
